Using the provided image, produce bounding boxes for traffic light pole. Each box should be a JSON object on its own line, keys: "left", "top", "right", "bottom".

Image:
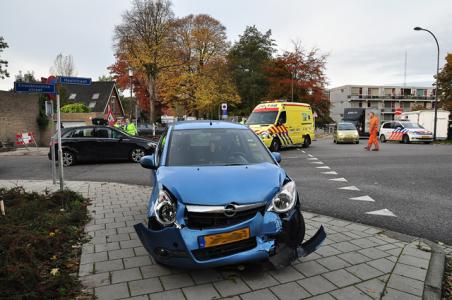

{"left": 56, "top": 93, "right": 64, "bottom": 191}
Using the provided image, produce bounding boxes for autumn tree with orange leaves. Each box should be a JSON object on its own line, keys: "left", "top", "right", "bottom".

{"left": 265, "top": 43, "right": 331, "bottom": 125}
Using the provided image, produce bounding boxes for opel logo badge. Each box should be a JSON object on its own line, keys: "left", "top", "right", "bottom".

{"left": 224, "top": 204, "right": 237, "bottom": 217}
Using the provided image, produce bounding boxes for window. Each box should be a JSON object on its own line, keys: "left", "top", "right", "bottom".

{"left": 302, "top": 112, "right": 310, "bottom": 122}
{"left": 167, "top": 129, "right": 274, "bottom": 166}
{"left": 92, "top": 93, "right": 100, "bottom": 100}
{"left": 246, "top": 111, "right": 278, "bottom": 125}
{"left": 156, "top": 129, "right": 168, "bottom": 166}
{"left": 111, "top": 128, "right": 124, "bottom": 139}
{"left": 277, "top": 111, "right": 286, "bottom": 124}
{"left": 69, "top": 93, "right": 76, "bottom": 100}
{"left": 367, "top": 102, "right": 371, "bottom": 108}
{"left": 88, "top": 101, "right": 96, "bottom": 109}
{"left": 71, "top": 128, "right": 94, "bottom": 138}
{"left": 382, "top": 123, "right": 392, "bottom": 129}
{"left": 94, "top": 128, "right": 112, "bottom": 138}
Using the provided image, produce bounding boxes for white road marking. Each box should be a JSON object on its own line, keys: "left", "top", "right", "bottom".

{"left": 285, "top": 156, "right": 301, "bottom": 159}
{"left": 350, "top": 195, "right": 375, "bottom": 202}
{"left": 321, "top": 171, "right": 338, "bottom": 175}
{"left": 366, "top": 208, "right": 397, "bottom": 217}
{"left": 302, "top": 150, "right": 305, "bottom": 153}
{"left": 308, "top": 154, "right": 313, "bottom": 157}
{"left": 307, "top": 157, "right": 318, "bottom": 160}
{"left": 316, "top": 166, "right": 331, "bottom": 169}
{"left": 329, "top": 177, "right": 348, "bottom": 182}
{"left": 310, "top": 162, "right": 324, "bottom": 164}
{"left": 340, "top": 186, "right": 360, "bottom": 191}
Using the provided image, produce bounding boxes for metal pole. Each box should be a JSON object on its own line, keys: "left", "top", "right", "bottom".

{"left": 56, "top": 94, "right": 64, "bottom": 190}
{"left": 51, "top": 136, "right": 56, "bottom": 184}
{"left": 415, "top": 28, "right": 440, "bottom": 140}
{"left": 291, "top": 71, "right": 294, "bottom": 102}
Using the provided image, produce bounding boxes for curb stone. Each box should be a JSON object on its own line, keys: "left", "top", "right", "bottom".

{"left": 423, "top": 241, "right": 446, "bottom": 300}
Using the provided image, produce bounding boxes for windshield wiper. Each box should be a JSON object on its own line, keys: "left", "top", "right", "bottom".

{"left": 223, "top": 163, "right": 247, "bottom": 166}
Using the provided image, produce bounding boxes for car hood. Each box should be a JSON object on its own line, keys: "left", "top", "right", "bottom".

{"left": 157, "top": 163, "right": 285, "bottom": 206}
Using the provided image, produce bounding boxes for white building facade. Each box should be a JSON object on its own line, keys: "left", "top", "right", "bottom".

{"left": 329, "top": 85, "right": 436, "bottom": 122}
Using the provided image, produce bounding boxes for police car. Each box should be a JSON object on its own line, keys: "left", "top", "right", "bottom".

{"left": 379, "top": 121, "right": 433, "bottom": 144}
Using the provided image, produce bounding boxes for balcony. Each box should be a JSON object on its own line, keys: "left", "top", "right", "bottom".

{"left": 349, "top": 95, "right": 435, "bottom": 101}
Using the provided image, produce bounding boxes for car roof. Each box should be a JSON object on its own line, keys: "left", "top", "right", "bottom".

{"left": 173, "top": 120, "right": 247, "bottom": 130}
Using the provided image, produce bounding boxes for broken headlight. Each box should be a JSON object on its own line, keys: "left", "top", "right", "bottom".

{"left": 154, "top": 190, "right": 177, "bottom": 226}
{"left": 268, "top": 181, "right": 297, "bottom": 213}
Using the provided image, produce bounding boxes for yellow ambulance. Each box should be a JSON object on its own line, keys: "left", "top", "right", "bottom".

{"left": 247, "top": 100, "right": 315, "bottom": 151}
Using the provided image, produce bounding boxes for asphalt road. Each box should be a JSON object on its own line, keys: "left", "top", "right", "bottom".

{"left": 1, "top": 138, "right": 451, "bottom": 244}
{"left": 281, "top": 138, "right": 452, "bottom": 245}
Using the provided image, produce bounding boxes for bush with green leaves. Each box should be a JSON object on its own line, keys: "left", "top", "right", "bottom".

{"left": 60, "top": 103, "right": 89, "bottom": 113}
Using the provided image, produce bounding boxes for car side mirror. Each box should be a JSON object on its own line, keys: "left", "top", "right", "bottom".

{"left": 140, "top": 154, "right": 157, "bottom": 170}
{"left": 272, "top": 152, "right": 281, "bottom": 163}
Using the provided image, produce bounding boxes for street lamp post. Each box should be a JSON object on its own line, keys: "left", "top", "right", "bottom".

{"left": 128, "top": 67, "right": 137, "bottom": 127}
{"left": 414, "top": 26, "right": 440, "bottom": 140}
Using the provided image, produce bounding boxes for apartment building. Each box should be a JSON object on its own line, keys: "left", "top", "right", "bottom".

{"left": 329, "top": 85, "right": 436, "bottom": 122}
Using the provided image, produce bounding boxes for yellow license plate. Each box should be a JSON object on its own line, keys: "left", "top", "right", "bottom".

{"left": 199, "top": 227, "right": 250, "bottom": 248}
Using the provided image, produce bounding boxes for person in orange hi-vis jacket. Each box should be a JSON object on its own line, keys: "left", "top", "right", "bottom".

{"left": 365, "top": 112, "right": 380, "bottom": 151}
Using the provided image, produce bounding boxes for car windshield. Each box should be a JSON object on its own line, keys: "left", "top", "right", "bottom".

{"left": 167, "top": 128, "right": 275, "bottom": 166}
{"left": 402, "top": 122, "right": 424, "bottom": 129}
{"left": 338, "top": 123, "right": 356, "bottom": 130}
{"left": 246, "top": 111, "right": 278, "bottom": 125}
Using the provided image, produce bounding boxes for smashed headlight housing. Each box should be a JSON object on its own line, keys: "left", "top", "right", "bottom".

{"left": 268, "top": 181, "right": 297, "bottom": 213}
{"left": 154, "top": 190, "right": 177, "bottom": 226}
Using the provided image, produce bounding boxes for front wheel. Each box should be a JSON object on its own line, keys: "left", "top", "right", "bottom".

{"left": 380, "top": 135, "right": 386, "bottom": 143}
{"left": 130, "top": 147, "right": 145, "bottom": 163}
{"left": 62, "top": 151, "right": 75, "bottom": 167}
{"left": 302, "top": 135, "right": 311, "bottom": 148}
{"left": 270, "top": 138, "right": 281, "bottom": 152}
{"left": 402, "top": 134, "right": 410, "bottom": 144}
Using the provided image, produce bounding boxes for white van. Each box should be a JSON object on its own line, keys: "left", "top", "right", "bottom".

{"left": 399, "top": 110, "right": 450, "bottom": 140}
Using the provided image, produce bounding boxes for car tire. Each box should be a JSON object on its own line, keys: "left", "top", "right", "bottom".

{"left": 333, "top": 139, "right": 336, "bottom": 144}
{"left": 424, "top": 141, "right": 431, "bottom": 144}
{"left": 380, "top": 135, "right": 386, "bottom": 143}
{"left": 130, "top": 147, "right": 146, "bottom": 163}
{"left": 62, "top": 150, "right": 75, "bottom": 167}
{"left": 402, "top": 134, "right": 410, "bottom": 144}
{"left": 302, "top": 135, "right": 311, "bottom": 148}
{"left": 270, "top": 138, "right": 281, "bottom": 152}
{"left": 355, "top": 140, "right": 359, "bottom": 144}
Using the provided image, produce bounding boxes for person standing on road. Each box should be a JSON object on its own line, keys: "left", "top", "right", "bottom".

{"left": 365, "top": 112, "right": 380, "bottom": 151}
{"left": 124, "top": 118, "right": 138, "bottom": 136}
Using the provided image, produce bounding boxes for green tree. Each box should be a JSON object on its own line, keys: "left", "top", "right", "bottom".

{"left": 227, "top": 26, "right": 275, "bottom": 114}
{"left": 98, "top": 74, "right": 113, "bottom": 81}
{"left": 60, "top": 103, "right": 90, "bottom": 113}
{"left": 437, "top": 53, "right": 452, "bottom": 111}
{"left": 0, "top": 36, "right": 9, "bottom": 79}
{"left": 114, "top": 0, "right": 176, "bottom": 124}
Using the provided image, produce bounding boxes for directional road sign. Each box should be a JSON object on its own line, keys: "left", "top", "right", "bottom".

{"left": 14, "top": 82, "right": 56, "bottom": 93}
{"left": 59, "top": 76, "right": 92, "bottom": 85}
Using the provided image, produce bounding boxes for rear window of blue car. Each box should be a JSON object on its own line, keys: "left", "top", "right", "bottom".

{"left": 166, "top": 128, "right": 275, "bottom": 166}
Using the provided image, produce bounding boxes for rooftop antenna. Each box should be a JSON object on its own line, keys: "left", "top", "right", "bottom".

{"left": 403, "top": 49, "right": 407, "bottom": 87}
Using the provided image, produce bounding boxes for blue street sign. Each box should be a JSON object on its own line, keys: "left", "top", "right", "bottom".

{"left": 14, "top": 82, "right": 56, "bottom": 93}
{"left": 59, "top": 76, "right": 92, "bottom": 85}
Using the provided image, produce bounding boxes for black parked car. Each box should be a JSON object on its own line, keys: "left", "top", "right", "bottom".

{"left": 48, "top": 126, "right": 156, "bottom": 166}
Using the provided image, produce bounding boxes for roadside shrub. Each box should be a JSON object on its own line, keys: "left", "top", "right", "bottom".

{"left": 0, "top": 187, "right": 91, "bottom": 299}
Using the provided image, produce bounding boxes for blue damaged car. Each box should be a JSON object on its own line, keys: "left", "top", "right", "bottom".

{"left": 134, "top": 121, "right": 326, "bottom": 268}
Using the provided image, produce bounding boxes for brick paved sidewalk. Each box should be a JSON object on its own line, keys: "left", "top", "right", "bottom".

{"left": 0, "top": 180, "right": 448, "bottom": 300}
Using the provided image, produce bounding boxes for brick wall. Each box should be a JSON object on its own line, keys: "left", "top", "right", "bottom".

{"left": 0, "top": 91, "right": 55, "bottom": 146}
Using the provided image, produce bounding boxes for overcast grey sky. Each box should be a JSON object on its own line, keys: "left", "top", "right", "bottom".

{"left": 1, "top": 0, "right": 451, "bottom": 91}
